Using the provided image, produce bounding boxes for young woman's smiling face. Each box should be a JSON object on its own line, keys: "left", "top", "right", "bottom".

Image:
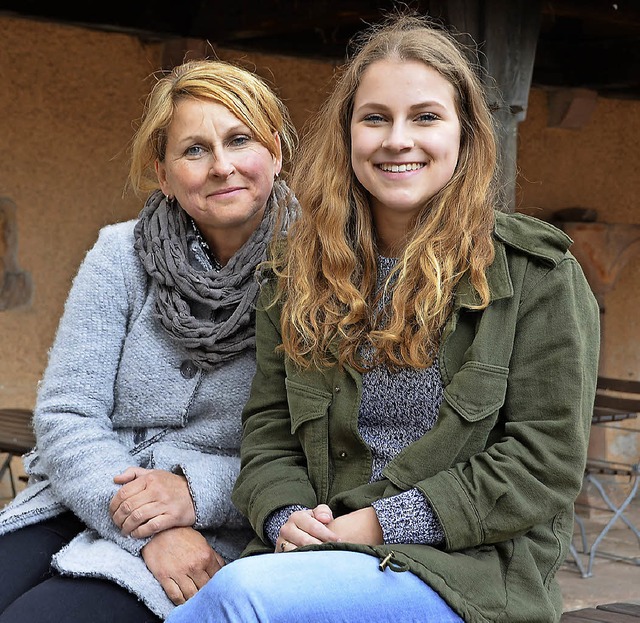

{"left": 156, "top": 98, "right": 281, "bottom": 237}
{"left": 350, "top": 58, "right": 461, "bottom": 233}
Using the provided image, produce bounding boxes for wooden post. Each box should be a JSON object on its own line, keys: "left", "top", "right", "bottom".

{"left": 428, "top": 0, "right": 543, "bottom": 211}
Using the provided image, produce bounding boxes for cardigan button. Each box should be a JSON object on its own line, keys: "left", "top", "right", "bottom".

{"left": 180, "top": 359, "right": 198, "bottom": 379}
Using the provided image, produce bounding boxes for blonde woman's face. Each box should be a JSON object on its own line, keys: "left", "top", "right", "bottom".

{"left": 350, "top": 59, "right": 461, "bottom": 231}
{"left": 156, "top": 98, "right": 281, "bottom": 236}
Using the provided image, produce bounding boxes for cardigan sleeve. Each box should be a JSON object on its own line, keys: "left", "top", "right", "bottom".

{"left": 34, "top": 222, "right": 151, "bottom": 555}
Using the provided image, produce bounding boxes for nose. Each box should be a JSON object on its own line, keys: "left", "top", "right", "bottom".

{"left": 381, "top": 121, "right": 414, "bottom": 151}
{"left": 209, "top": 149, "right": 234, "bottom": 178}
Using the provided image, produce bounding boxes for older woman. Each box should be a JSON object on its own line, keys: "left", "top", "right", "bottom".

{"left": 0, "top": 59, "right": 298, "bottom": 622}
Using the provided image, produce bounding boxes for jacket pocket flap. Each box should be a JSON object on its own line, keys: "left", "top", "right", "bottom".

{"left": 444, "top": 361, "right": 508, "bottom": 422}
{"left": 285, "top": 378, "right": 332, "bottom": 433}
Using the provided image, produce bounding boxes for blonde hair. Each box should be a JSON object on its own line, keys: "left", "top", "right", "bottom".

{"left": 128, "top": 59, "right": 296, "bottom": 196}
{"left": 275, "top": 14, "right": 498, "bottom": 370}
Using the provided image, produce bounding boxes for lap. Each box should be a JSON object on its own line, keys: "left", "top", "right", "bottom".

{"left": 0, "top": 576, "right": 161, "bottom": 623}
{"left": 0, "top": 512, "right": 84, "bottom": 613}
{"left": 0, "top": 514, "right": 160, "bottom": 623}
{"left": 167, "top": 550, "right": 464, "bottom": 623}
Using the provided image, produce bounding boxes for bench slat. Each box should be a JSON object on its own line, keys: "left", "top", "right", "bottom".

{"left": 598, "top": 377, "right": 640, "bottom": 393}
{"left": 0, "top": 408, "right": 35, "bottom": 454}
{"left": 594, "top": 394, "right": 640, "bottom": 413}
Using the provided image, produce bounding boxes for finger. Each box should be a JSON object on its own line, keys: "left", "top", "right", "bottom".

{"left": 120, "top": 502, "right": 166, "bottom": 536}
{"left": 111, "top": 492, "right": 150, "bottom": 528}
{"left": 277, "top": 537, "right": 301, "bottom": 553}
{"left": 162, "top": 577, "right": 187, "bottom": 606}
{"left": 312, "top": 504, "right": 334, "bottom": 523}
{"left": 188, "top": 567, "right": 213, "bottom": 592}
{"left": 173, "top": 574, "right": 199, "bottom": 602}
{"left": 289, "top": 514, "right": 340, "bottom": 544}
{"left": 205, "top": 551, "right": 225, "bottom": 578}
{"left": 109, "top": 479, "right": 148, "bottom": 518}
{"left": 113, "top": 466, "right": 147, "bottom": 485}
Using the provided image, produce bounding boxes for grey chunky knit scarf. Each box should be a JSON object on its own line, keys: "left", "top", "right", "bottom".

{"left": 134, "top": 180, "right": 298, "bottom": 368}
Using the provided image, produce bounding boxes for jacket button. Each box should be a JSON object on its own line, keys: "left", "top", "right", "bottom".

{"left": 334, "top": 386, "right": 341, "bottom": 393}
{"left": 339, "top": 451, "right": 347, "bottom": 459}
{"left": 180, "top": 359, "right": 198, "bottom": 379}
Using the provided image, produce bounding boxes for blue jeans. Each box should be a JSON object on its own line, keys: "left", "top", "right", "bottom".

{"left": 166, "top": 550, "right": 464, "bottom": 623}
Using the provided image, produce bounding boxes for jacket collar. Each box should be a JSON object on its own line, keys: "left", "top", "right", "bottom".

{"left": 454, "top": 239, "right": 512, "bottom": 309}
{"left": 454, "top": 210, "right": 573, "bottom": 310}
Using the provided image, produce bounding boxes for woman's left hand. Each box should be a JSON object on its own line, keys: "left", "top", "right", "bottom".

{"left": 109, "top": 467, "right": 196, "bottom": 537}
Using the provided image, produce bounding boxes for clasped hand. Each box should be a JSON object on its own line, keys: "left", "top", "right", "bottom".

{"left": 275, "top": 505, "right": 383, "bottom": 553}
{"left": 109, "top": 467, "right": 196, "bottom": 538}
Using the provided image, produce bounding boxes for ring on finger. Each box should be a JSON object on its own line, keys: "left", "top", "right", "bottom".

{"left": 279, "top": 540, "right": 289, "bottom": 552}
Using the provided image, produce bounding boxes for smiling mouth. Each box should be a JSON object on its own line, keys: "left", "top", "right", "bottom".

{"left": 211, "top": 187, "right": 243, "bottom": 196}
{"left": 377, "top": 163, "right": 425, "bottom": 173}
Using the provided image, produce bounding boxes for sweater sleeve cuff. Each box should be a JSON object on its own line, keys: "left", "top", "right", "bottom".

{"left": 372, "top": 488, "right": 445, "bottom": 545}
{"left": 264, "top": 505, "right": 307, "bottom": 546}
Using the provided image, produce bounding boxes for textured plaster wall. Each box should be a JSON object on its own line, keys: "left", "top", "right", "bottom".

{"left": 517, "top": 89, "right": 640, "bottom": 380}
{"left": 0, "top": 14, "right": 638, "bottom": 412}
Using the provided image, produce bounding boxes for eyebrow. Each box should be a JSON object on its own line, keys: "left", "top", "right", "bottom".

{"left": 354, "top": 100, "right": 450, "bottom": 113}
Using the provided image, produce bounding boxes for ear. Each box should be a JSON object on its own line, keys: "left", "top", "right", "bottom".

{"left": 272, "top": 132, "right": 283, "bottom": 176}
{"left": 155, "top": 159, "right": 171, "bottom": 196}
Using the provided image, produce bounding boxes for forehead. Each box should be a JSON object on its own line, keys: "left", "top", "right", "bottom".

{"left": 172, "top": 98, "right": 241, "bottom": 123}
{"left": 354, "top": 59, "right": 456, "bottom": 107}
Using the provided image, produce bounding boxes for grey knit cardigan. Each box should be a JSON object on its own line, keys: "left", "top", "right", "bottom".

{"left": 0, "top": 220, "right": 254, "bottom": 619}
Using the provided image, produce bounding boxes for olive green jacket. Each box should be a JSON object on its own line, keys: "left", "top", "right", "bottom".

{"left": 232, "top": 211, "right": 600, "bottom": 623}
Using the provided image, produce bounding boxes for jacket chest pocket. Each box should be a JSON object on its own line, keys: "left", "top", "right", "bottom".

{"left": 443, "top": 361, "right": 509, "bottom": 423}
{"left": 285, "top": 379, "right": 332, "bottom": 503}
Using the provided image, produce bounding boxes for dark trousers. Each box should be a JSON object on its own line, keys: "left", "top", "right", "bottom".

{"left": 0, "top": 512, "right": 162, "bottom": 622}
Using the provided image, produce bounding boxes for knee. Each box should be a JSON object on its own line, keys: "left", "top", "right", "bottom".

{"left": 169, "top": 560, "right": 267, "bottom": 623}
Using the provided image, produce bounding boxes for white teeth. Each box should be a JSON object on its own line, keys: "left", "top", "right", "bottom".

{"left": 379, "top": 163, "right": 424, "bottom": 172}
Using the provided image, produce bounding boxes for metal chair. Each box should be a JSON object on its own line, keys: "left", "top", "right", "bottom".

{"left": 569, "top": 377, "right": 640, "bottom": 578}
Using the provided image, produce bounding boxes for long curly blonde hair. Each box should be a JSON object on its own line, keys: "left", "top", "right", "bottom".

{"left": 273, "top": 14, "right": 498, "bottom": 370}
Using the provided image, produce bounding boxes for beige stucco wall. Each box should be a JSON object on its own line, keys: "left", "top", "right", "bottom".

{"left": 0, "top": 13, "right": 639, "bottom": 413}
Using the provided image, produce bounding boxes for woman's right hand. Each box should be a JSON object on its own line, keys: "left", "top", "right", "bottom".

{"left": 142, "top": 526, "right": 224, "bottom": 605}
{"left": 276, "top": 504, "right": 340, "bottom": 552}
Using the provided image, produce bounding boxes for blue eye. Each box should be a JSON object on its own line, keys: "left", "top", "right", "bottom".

{"left": 230, "top": 135, "right": 251, "bottom": 147}
{"left": 416, "top": 112, "right": 439, "bottom": 122}
{"left": 363, "top": 114, "right": 385, "bottom": 124}
{"left": 185, "top": 145, "right": 205, "bottom": 157}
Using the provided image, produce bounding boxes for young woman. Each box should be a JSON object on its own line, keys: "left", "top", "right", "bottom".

{"left": 0, "top": 59, "right": 298, "bottom": 622}
{"left": 167, "top": 15, "right": 599, "bottom": 623}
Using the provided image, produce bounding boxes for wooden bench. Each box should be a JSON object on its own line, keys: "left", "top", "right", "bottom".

{"left": 562, "top": 602, "right": 640, "bottom": 622}
{"left": 0, "top": 408, "right": 35, "bottom": 497}
{"left": 570, "top": 377, "right": 640, "bottom": 578}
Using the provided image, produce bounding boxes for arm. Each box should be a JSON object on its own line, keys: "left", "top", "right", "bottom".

{"left": 231, "top": 282, "right": 320, "bottom": 542}
{"left": 425, "top": 256, "right": 600, "bottom": 550}
{"left": 34, "top": 223, "right": 150, "bottom": 554}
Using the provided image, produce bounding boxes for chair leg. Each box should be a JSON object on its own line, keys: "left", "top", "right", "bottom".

{"left": 0, "top": 453, "right": 16, "bottom": 498}
{"left": 585, "top": 471, "right": 640, "bottom": 576}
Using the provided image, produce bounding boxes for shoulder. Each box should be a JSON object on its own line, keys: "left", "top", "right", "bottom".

{"left": 73, "top": 219, "right": 146, "bottom": 299}
{"left": 93, "top": 219, "right": 138, "bottom": 249}
{"left": 493, "top": 210, "right": 572, "bottom": 267}
{"left": 85, "top": 219, "right": 140, "bottom": 269}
